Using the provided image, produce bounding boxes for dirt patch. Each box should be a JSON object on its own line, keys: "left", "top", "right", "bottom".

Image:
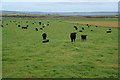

{"left": 65, "top": 21, "right": 119, "bottom": 28}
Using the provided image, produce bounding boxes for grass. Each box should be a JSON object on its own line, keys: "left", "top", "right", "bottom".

{"left": 2, "top": 16, "right": 118, "bottom": 78}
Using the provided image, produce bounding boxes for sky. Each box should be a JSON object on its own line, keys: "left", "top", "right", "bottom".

{"left": 1, "top": 0, "right": 119, "bottom": 12}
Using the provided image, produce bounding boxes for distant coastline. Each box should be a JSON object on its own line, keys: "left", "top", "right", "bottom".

{"left": 1, "top": 10, "right": 118, "bottom": 16}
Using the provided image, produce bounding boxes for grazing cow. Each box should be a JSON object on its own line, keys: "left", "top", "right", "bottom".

{"left": 70, "top": 33, "right": 77, "bottom": 42}
{"left": 79, "top": 30, "right": 82, "bottom": 32}
{"left": 35, "top": 28, "right": 38, "bottom": 31}
{"left": 22, "top": 25, "right": 28, "bottom": 29}
{"left": 42, "top": 40, "right": 49, "bottom": 43}
{"left": 96, "top": 26, "right": 98, "bottom": 27}
{"left": 42, "top": 33, "right": 47, "bottom": 40}
{"left": 82, "top": 27, "right": 84, "bottom": 30}
{"left": 40, "top": 28, "right": 43, "bottom": 30}
{"left": 109, "top": 28, "right": 111, "bottom": 30}
{"left": 39, "top": 22, "right": 42, "bottom": 25}
{"left": 81, "top": 35, "right": 87, "bottom": 40}
{"left": 106, "top": 31, "right": 111, "bottom": 33}
{"left": 1, "top": 25, "right": 3, "bottom": 27}
{"left": 74, "top": 26, "right": 78, "bottom": 30}
{"left": 18, "top": 25, "right": 20, "bottom": 27}
{"left": 47, "top": 24, "right": 49, "bottom": 26}
{"left": 91, "top": 30, "right": 93, "bottom": 31}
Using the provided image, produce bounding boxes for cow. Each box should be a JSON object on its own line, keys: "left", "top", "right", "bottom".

{"left": 106, "top": 31, "right": 111, "bottom": 33}
{"left": 81, "top": 35, "right": 87, "bottom": 40}
{"left": 35, "top": 28, "right": 38, "bottom": 31}
{"left": 42, "top": 26, "right": 45, "bottom": 28}
{"left": 39, "top": 22, "right": 42, "bottom": 25}
{"left": 91, "top": 30, "right": 93, "bottom": 31}
{"left": 47, "top": 24, "right": 49, "bottom": 26}
{"left": 18, "top": 25, "right": 20, "bottom": 27}
{"left": 1, "top": 25, "right": 3, "bottom": 27}
{"left": 74, "top": 26, "right": 78, "bottom": 30}
{"left": 70, "top": 33, "right": 77, "bottom": 42}
{"left": 22, "top": 27, "right": 27, "bottom": 29}
{"left": 22, "top": 25, "right": 28, "bottom": 29}
{"left": 82, "top": 27, "right": 84, "bottom": 30}
{"left": 79, "top": 30, "right": 82, "bottom": 32}
{"left": 42, "top": 33, "right": 47, "bottom": 40}
{"left": 96, "top": 26, "right": 98, "bottom": 27}
{"left": 40, "top": 28, "right": 43, "bottom": 30}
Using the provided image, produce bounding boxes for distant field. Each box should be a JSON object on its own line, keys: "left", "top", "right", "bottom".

{"left": 2, "top": 15, "right": 119, "bottom": 78}
{"left": 65, "top": 21, "right": 119, "bottom": 28}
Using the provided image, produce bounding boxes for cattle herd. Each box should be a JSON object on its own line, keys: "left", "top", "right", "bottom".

{"left": 1, "top": 21, "right": 112, "bottom": 43}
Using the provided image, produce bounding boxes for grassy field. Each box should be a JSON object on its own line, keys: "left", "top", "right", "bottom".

{"left": 2, "top": 15, "right": 119, "bottom": 78}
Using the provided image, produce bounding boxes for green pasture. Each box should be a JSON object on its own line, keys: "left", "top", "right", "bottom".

{"left": 2, "top": 17, "right": 118, "bottom": 78}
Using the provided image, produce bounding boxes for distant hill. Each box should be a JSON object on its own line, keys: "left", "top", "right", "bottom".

{"left": 1, "top": 10, "right": 118, "bottom": 15}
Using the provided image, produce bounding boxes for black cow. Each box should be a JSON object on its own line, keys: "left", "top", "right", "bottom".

{"left": 70, "top": 33, "right": 77, "bottom": 42}
{"left": 39, "top": 22, "right": 42, "bottom": 25}
{"left": 81, "top": 35, "right": 87, "bottom": 40}
{"left": 22, "top": 25, "right": 28, "bottom": 29}
{"left": 79, "top": 30, "right": 82, "bottom": 32}
{"left": 40, "top": 28, "right": 43, "bottom": 30}
{"left": 1, "top": 25, "right": 3, "bottom": 27}
{"left": 74, "top": 26, "right": 78, "bottom": 30}
{"left": 35, "top": 28, "right": 38, "bottom": 31}
{"left": 96, "top": 26, "right": 98, "bottom": 27}
{"left": 82, "top": 27, "right": 84, "bottom": 30}
{"left": 106, "top": 31, "right": 111, "bottom": 33}
{"left": 91, "top": 30, "right": 93, "bottom": 31}
{"left": 47, "top": 24, "right": 49, "bottom": 26}
{"left": 42, "top": 26, "right": 45, "bottom": 28}
{"left": 42, "top": 33, "right": 47, "bottom": 40}
{"left": 18, "top": 25, "right": 20, "bottom": 27}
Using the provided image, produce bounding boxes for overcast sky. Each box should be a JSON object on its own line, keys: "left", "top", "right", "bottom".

{"left": 1, "top": 0, "right": 119, "bottom": 12}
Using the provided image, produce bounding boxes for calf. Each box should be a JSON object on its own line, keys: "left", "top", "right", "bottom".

{"left": 42, "top": 33, "right": 47, "bottom": 40}
{"left": 81, "top": 35, "right": 87, "bottom": 40}
{"left": 70, "top": 33, "right": 77, "bottom": 42}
